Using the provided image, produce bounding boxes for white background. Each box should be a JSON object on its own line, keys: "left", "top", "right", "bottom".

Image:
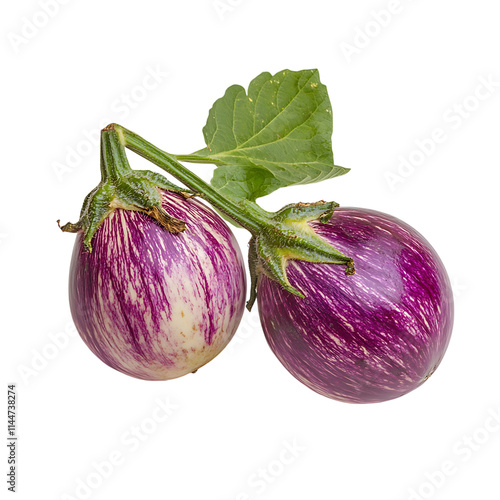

{"left": 2, "top": 1, "right": 499, "bottom": 499}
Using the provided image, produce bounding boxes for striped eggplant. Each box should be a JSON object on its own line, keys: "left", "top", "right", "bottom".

{"left": 257, "top": 207, "right": 454, "bottom": 404}
{"left": 69, "top": 190, "right": 246, "bottom": 381}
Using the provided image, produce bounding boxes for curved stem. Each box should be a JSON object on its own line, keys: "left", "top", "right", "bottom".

{"left": 116, "top": 125, "right": 267, "bottom": 235}
{"left": 99, "top": 123, "right": 354, "bottom": 310}
{"left": 101, "top": 128, "right": 132, "bottom": 181}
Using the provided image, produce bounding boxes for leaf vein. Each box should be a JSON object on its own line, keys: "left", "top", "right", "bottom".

{"left": 220, "top": 96, "right": 325, "bottom": 155}
{"left": 236, "top": 70, "right": 317, "bottom": 150}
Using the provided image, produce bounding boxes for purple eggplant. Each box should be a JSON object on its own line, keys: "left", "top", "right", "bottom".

{"left": 69, "top": 190, "right": 246, "bottom": 380}
{"left": 257, "top": 207, "right": 454, "bottom": 403}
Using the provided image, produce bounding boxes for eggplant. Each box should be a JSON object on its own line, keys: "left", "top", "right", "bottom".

{"left": 257, "top": 207, "right": 454, "bottom": 403}
{"left": 69, "top": 190, "right": 246, "bottom": 380}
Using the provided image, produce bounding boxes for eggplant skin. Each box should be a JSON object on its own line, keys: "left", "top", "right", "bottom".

{"left": 69, "top": 191, "right": 246, "bottom": 381}
{"left": 258, "top": 207, "right": 454, "bottom": 404}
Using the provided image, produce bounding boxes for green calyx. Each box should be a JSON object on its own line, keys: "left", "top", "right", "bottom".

{"left": 58, "top": 125, "right": 191, "bottom": 251}
{"left": 60, "top": 70, "right": 357, "bottom": 309}
{"left": 246, "top": 200, "right": 355, "bottom": 310}
{"left": 110, "top": 125, "right": 355, "bottom": 310}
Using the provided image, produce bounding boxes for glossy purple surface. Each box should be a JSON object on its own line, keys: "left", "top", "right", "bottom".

{"left": 257, "top": 207, "right": 454, "bottom": 403}
{"left": 69, "top": 191, "right": 246, "bottom": 380}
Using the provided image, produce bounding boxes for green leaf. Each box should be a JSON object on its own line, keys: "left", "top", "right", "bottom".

{"left": 211, "top": 164, "right": 281, "bottom": 202}
{"left": 192, "top": 69, "right": 349, "bottom": 200}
